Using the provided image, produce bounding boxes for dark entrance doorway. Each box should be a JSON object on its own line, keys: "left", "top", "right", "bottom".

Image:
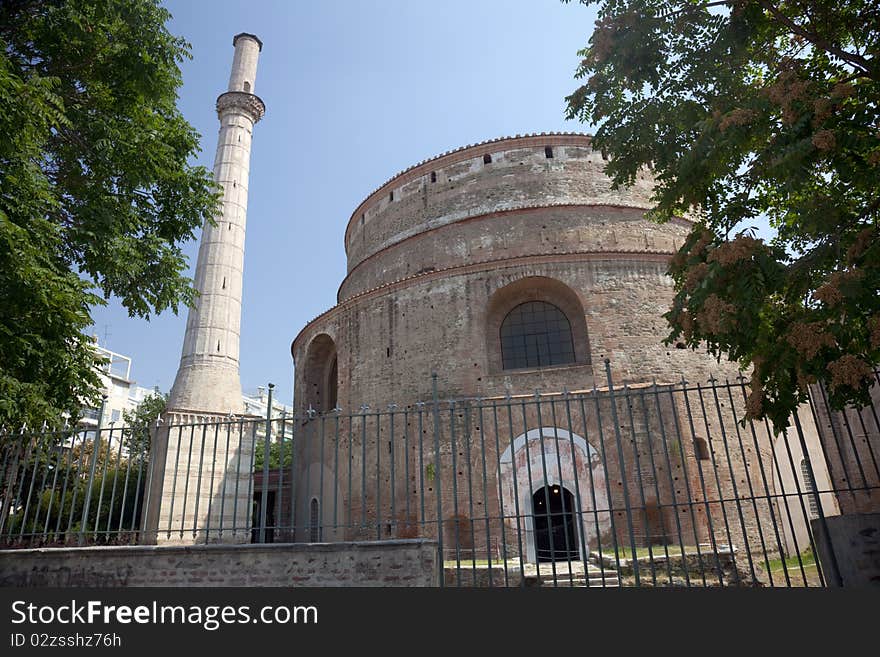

{"left": 533, "top": 485, "right": 579, "bottom": 562}
{"left": 252, "top": 491, "right": 276, "bottom": 543}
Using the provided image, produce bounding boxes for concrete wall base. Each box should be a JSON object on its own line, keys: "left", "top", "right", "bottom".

{"left": 812, "top": 512, "right": 880, "bottom": 587}
{"left": 0, "top": 540, "right": 439, "bottom": 587}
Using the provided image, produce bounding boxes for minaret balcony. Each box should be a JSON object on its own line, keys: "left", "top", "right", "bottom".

{"left": 216, "top": 91, "right": 266, "bottom": 123}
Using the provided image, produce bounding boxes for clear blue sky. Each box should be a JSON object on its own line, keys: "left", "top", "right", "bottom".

{"left": 87, "top": 0, "right": 600, "bottom": 406}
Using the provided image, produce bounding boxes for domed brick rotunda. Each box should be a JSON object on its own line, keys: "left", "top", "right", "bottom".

{"left": 288, "top": 133, "right": 774, "bottom": 563}
{"left": 292, "top": 133, "right": 731, "bottom": 407}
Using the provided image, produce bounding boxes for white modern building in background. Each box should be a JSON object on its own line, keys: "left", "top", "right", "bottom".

{"left": 78, "top": 337, "right": 159, "bottom": 429}
{"left": 80, "top": 338, "right": 292, "bottom": 429}
{"left": 242, "top": 386, "right": 293, "bottom": 420}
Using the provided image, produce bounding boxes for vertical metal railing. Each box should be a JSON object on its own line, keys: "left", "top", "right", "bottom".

{"left": 258, "top": 383, "right": 274, "bottom": 544}
{"left": 1, "top": 367, "right": 878, "bottom": 589}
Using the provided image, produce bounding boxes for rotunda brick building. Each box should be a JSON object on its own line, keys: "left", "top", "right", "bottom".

{"left": 293, "top": 134, "right": 727, "bottom": 405}
{"left": 289, "top": 134, "right": 776, "bottom": 568}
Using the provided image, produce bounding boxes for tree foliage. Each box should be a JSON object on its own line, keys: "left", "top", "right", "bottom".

{"left": 565, "top": 0, "right": 880, "bottom": 430}
{"left": 254, "top": 435, "right": 292, "bottom": 471}
{"left": 121, "top": 389, "right": 167, "bottom": 454}
{"left": 0, "top": 0, "right": 220, "bottom": 430}
{"left": 2, "top": 434, "right": 146, "bottom": 546}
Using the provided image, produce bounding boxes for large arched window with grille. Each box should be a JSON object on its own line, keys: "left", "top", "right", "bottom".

{"left": 500, "top": 301, "right": 575, "bottom": 370}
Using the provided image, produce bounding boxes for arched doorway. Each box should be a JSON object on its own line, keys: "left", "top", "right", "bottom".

{"left": 498, "top": 427, "right": 611, "bottom": 562}
{"left": 532, "top": 485, "right": 579, "bottom": 562}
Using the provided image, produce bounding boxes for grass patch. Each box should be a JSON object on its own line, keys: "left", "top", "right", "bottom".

{"left": 762, "top": 548, "right": 815, "bottom": 573}
{"left": 760, "top": 549, "right": 823, "bottom": 587}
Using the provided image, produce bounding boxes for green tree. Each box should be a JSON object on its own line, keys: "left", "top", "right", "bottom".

{"left": 4, "top": 440, "right": 146, "bottom": 546}
{"left": 0, "top": 0, "right": 220, "bottom": 432}
{"left": 253, "top": 435, "right": 293, "bottom": 470}
{"left": 122, "top": 389, "right": 167, "bottom": 454}
{"left": 1, "top": 431, "right": 147, "bottom": 546}
{"left": 565, "top": 1, "right": 879, "bottom": 430}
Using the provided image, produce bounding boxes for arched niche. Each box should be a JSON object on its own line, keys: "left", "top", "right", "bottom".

{"left": 303, "top": 334, "right": 338, "bottom": 414}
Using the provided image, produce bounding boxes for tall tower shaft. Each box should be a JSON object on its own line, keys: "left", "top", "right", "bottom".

{"left": 167, "top": 33, "right": 265, "bottom": 415}
{"left": 145, "top": 34, "right": 265, "bottom": 545}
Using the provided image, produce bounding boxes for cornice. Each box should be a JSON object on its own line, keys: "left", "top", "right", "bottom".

{"left": 216, "top": 91, "right": 266, "bottom": 123}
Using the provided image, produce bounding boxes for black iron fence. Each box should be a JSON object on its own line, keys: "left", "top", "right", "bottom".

{"left": 0, "top": 418, "right": 152, "bottom": 548}
{"left": 2, "top": 365, "right": 879, "bottom": 588}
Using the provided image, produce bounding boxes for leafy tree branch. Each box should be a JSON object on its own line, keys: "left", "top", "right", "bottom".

{"left": 565, "top": 0, "right": 879, "bottom": 430}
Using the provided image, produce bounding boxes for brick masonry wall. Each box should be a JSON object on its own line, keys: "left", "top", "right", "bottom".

{"left": 0, "top": 540, "right": 439, "bottom": 587}
{"left": 339, "top": 205, "right": 689, "bottom": 300}
{"left": 296, "top": 258, "right": 743, "bottom": 411}
{"left": 345, "top": 137, "right": 657, "bottom": 270}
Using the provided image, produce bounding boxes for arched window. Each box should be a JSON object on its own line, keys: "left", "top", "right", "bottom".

{"left": 695, "top": 437, "right": 711, "bottom": 460}
{"left": 486, "top": 277, "right": 590, "bottom": 374}
{"left": 500, "top": 301, "right": 575, "bottom": 370}
{"left": 309, "top": 498, "right": 321, "bottom": 542}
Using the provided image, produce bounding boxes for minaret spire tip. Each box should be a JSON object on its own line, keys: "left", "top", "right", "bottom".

{"left": 233, "top": 32, "right": 262, "bottom": 51}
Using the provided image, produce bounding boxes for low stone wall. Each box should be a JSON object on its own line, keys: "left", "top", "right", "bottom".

{"left": 596, "top": 547, "right": 766, "bottom": 587}
{"left": 443, "top": 565, "right": 534, "bottom": 588}
{"left": 0, "top": 540, "right": 439, "bottom": 587}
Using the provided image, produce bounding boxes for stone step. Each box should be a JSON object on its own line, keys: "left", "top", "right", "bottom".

{"left": 542, "top": 578, "right": 620, "bottom": 588}
{"left": 537, "top": 573, "right": 621, "bottom": 588}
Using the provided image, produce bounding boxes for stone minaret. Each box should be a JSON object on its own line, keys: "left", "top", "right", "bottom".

{"left": 145, "top": 34, "right": 265, "bottom": 545}
{"left": 167, "top": 32, "right": 265, "bottom": 416}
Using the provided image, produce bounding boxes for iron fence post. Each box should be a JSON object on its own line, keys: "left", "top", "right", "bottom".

{"left": 289, "top": 410, "right": 298, "bottom": 539}
{"left": 259, "top": 383, "right": 274, "bottom": 544}
{"left": 0, "top": 428, "right": 25, "bottom": 538}
{"left": 604, "top": 360, "right": 640, "bottom": 586}
{"left": 431, "top": 372, "right": 444, "bottom": 587}
{"left": 203, "top": 422, "right": 220, "bottom": 542}
{"left": 216, "top": 419, "right": 232, "bottom": 542}
{"left": 332, "top": 408, "right": 340, "bottom": 539}
{"left": 79, "top": 395, "right": 108, "bottom": 546}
